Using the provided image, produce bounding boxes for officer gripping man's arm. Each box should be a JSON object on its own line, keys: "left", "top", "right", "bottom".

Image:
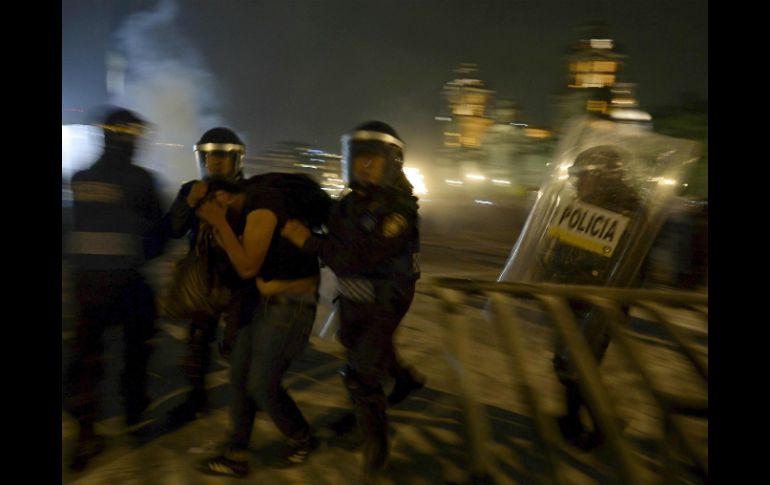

{"left": 283, "top": 199, "right": 416, "bottom": 275}
{"left": 282, "top": 121, "right": 425, "bottom": 481}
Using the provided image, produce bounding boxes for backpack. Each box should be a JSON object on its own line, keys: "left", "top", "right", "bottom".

{"left": 245, "top": 172, "right": 334, "bottom": 229}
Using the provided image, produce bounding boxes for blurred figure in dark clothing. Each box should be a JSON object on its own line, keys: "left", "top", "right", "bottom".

{"left": 65, "top": 107, "right": 166, "bottom": 472}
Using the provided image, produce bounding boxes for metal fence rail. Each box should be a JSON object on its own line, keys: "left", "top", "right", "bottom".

{"left": 429, "top": 278, "right": 708, "bottom": 484}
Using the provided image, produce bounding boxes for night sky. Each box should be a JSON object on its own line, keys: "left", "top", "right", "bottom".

{"left": 62, "top": 0, "right": 707, "bottom": 165}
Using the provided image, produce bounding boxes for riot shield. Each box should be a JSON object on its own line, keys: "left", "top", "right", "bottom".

{"left": 498, "top": 115, "right": 700, "bottom": 288}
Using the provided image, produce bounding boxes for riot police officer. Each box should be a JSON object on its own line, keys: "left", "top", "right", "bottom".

{"left": 66, "top": 107, "right": 166, "bottom": 471}
{"left": 498, "top": 112, "right": 700, "bottom": 454}
{"left": 282, "top": 121, "right": 423, "bottom": 480}
{"left": 163, "top": 127, "right": 247, "bottom": 423}
{"left": 539, "top": 145, "right": 641, "bottom": 450}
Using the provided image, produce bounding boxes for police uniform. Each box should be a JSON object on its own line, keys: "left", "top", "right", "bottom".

{"left": 298, "top": 121, "right": 421, "bottom": 477}
{"left": 163, "top": 127, "right": 247, "bottom": 421}
{"left": 538, "top": 145, "right": 641, "bottom": 449}
{"left": 65, "top": 108, "right": 165, "bottom": 470}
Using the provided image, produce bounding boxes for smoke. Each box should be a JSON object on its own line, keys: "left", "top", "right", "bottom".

{"left": 109, "top": 0, "right": 228, "bottom": 194}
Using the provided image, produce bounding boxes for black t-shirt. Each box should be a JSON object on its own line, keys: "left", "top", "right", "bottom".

{"left": 237, "top": 185, "right": 320, "bottom": 282}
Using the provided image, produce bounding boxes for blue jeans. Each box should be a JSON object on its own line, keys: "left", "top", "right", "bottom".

{"left": 229, "top": 294, "right": 316, "bottom": 449}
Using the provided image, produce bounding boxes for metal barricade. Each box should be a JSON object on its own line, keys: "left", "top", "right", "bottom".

{"left": 430, "top": 278, "right": 708, "bottom": 484}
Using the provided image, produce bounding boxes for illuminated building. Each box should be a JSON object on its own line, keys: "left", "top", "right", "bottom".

{"left": 481, "top": 99, "right": 555, "bottom": 192}
{"left": 553, "top": 19, "right": 625, "bottom": 130}
{"left": 440, "top": 63, "right": 495, "bottom": 149}
{"left": 553, "top": 18, "right": 654, "bottom": 133}
{"left": 434, "top": 64, "right": 496, "bottom": 193}
{"left": 435, "top": 65, "right": 556, "bottom": 197}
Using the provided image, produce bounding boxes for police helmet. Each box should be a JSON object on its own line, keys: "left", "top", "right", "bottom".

{"left": 568, "top": 144, "right": 628, "bottom": 177}
{"left": 341, "top": 120, "right": 405, "bottom": 187}
{"left": 194, "top": 127, "right": 245, "bottom": 180}
{"left": 98, "top": 107, "right": 149, "bottom": 151}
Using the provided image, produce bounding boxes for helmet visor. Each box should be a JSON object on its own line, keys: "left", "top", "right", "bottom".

{"left": 194, "top": 143, "right": 244, "bottom": 179}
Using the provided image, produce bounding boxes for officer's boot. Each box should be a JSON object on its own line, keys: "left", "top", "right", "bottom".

{"left": 67, "top": 353, "right": 107, "bottom": 472}
{"left": 361, "top": 398, "right": 389, "bottom": 481}
{"left": 557, "top": 380, "right": 603, "bottom": 451}
{"left": 387, "top": 365, "right": 425, "bottom": 406}
{"left": 168, "top": 388, "right": 207, "bottom": 425}
{"left": 69, "top": 425, "right": 106, "bottom": 473}
{"left": 342, "top": 366, "right": 389, "bottom": 480}
{"left": 329, "top": 411, "right": 359, "bottom": 436}
{"left": 557, "top": 380, "right": 586, "bottom": 442}
{"left": 122, "top": 355, "right": 151, "bottom": 426}
{"left": 69, "top": 401, "right": 106, "bottom": 473}
{"left": 169, "top": 327, "right": 211, "bottom": 424}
